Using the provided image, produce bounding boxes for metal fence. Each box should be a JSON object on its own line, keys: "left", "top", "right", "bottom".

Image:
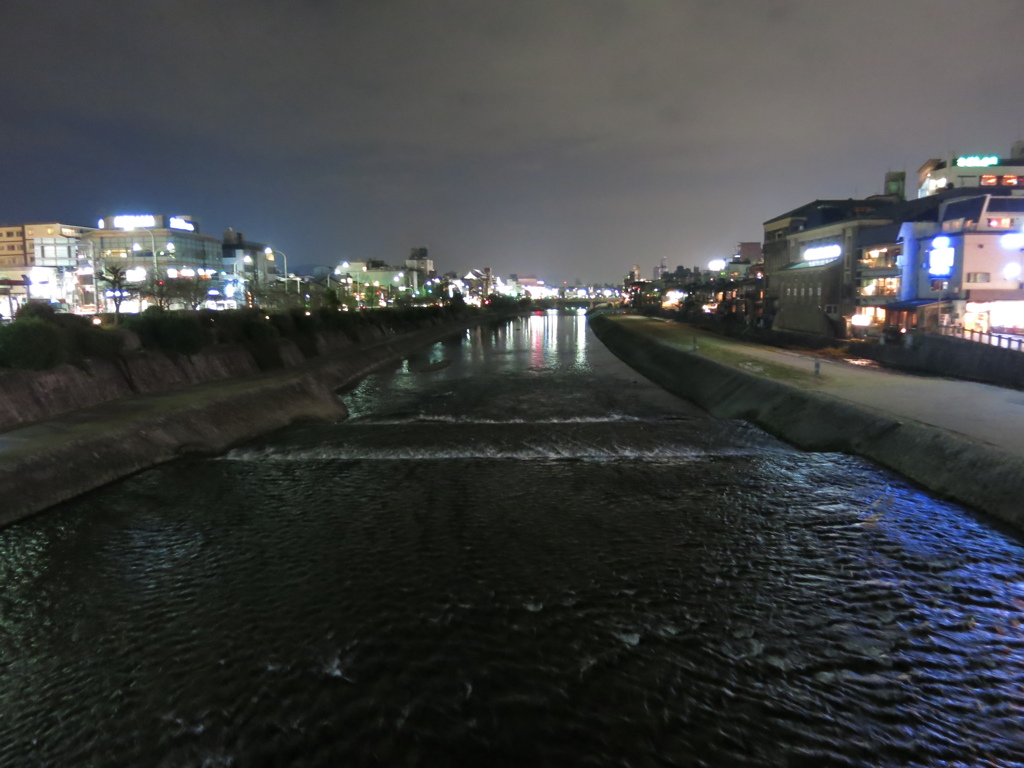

{"left": 938, "top": 326, "right": 1024, "bottom": 352}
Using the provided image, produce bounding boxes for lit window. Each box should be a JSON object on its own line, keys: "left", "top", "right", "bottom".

{"left": 965, "top": 272, "right": 991, "bottom": 283}
{"left": 1003, "top": 175, "right": 1020, "bottom": 186}
{"left": 981, "top": 175, "right": 998, "bottom": 186}
{"left": 987, "top": 218, "right": 1014, "bottom": 229}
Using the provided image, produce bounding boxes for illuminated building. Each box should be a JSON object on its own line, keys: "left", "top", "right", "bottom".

{"left": 893, "top": 192, "right": 1024, "bottom": 333}
{"left": 918, "top": 141, "right": 1024, "bottom": 197}
{"left": 0, "top": 222, "right": 92, "bottom": 317}
{"left": 78, "top": 215, "right": 223, "bottom": 311}
{"left": 763, "top": 197, "right": 895, "bottom": 337}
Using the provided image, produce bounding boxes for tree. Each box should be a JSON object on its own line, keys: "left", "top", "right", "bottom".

{"left": 162, "top": 277, "right": 211, "bottom": 311}
{"left": 98, "top": 265, "right": 136, "bottom": 324}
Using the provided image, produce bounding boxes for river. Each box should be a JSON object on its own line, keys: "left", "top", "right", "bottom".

{"left": 1, "top": 312, "right": 1023, "bottom": 766}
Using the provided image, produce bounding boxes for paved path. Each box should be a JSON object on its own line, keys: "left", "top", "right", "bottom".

{"left": 617, "top": 316, "right": 1024, "bottom": 459}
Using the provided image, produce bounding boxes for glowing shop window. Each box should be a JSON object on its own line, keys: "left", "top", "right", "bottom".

{"left": 981, "top": 175, "right": 998, "bottom": 186}
{"left": 1003, "top": 175, "right": 1020, "bottom": 186}
{"left": 987, "top": 218, "right": 1014, "bottom": 229}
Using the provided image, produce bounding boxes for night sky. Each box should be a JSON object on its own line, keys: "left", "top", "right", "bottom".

{"left": 3, "top": 0, "right": 1023, "bottom": 284}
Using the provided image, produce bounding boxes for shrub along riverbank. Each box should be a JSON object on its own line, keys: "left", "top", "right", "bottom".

{"left": 0, "top": 299, "right": 529, "bottom": 435}
{"left": 0, "top": 301, "right": 498, "bottom": 371}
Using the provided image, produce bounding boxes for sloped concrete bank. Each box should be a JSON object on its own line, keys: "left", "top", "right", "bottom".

{"left": 590, "top": 315, "right": 1024, "bottom": 532}
{"left": 0, "top": 321, "right": 479, "bottom": 528}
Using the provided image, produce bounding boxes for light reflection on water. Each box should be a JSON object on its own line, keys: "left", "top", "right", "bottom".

{"left": 0, "top": 315, "right": 1022, "bottom": 766}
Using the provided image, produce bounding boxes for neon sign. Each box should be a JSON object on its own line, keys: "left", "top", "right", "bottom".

{"left": 113, "top": 214, "right": 157, "bottom": 230}
{"left": 802, "top": 244, "right": 841, "bottom": 261}
{"left": 956, "top": 156, "right": 1000, "bottom": 168}
{"left": 169, "top": 217, "right": 194, "bottom": 231}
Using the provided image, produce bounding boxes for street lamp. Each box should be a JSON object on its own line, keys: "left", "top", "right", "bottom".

{"left": 265, "top": 247, "right": 298, "bottom": 293}
{"left": 130, "top": 226, "right": 159, "bottom": 280}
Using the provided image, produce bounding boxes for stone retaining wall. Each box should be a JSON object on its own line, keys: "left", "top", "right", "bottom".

{"left": 0, "top": 320, "right": 478, "bottom": 527}
{"left": 590, "top": 315, "right": 1024, "bottom": 532}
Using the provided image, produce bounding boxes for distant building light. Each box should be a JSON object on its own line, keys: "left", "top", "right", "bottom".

{"left": 1000, "top": 232, "right": 1024, "bottom": 249}
{"left": 956, "top": 156, "right": 1000, "bottom": 168}
{"left": 169, "top": 216, "right": 194, "bottom": 231}
{"left": 708, "top": 259, "right": 727, "bottom": 271}
{"left": 981, "top": 175, "right": 999, "bottom": 186}
{"left": 97, "top": 219, "right": 105, "bottom": 229}
{"left": 125, "top": 266, "right": 148, "bottom": 282}
{"left": 1003, "top": 263, "right": 1022, "bottom": 280}
{"left": 850, "top": 313, "right": 873, "bottom": 327}
{"left": 802, "top": 244, "right": 841, "bottom": 261}
{"left": 113, "top": 214, "right": 157, "bottom": 230}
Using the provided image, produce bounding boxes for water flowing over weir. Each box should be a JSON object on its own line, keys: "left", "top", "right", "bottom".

{"left": 2, "top": 313, "right": 1024, "bottom": 766}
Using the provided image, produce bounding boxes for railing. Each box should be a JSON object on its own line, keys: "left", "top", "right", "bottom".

{"left": 938, "top": 325, "right": 1024, "bottom": 352}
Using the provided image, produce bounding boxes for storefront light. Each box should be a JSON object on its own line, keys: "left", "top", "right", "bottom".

{"left": 850, "top": 314, "right": 873, "bottom": 327}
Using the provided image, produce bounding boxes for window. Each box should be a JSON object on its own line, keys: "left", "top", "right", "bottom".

{"left": 930, "top": 280, "right": 949, "bottom": 292}
{"left": 825, "top": 304, "right": 838, "bottom": 314}
{"left": 1003, "top": 176, "right": 1019, "bottom": 186}
{"left": 987, "top": 217, "right": 1014, "bottom": 229}
{"left": 966, "top": 272, "right": 991, "bottom": 283}
{"left": 981, "top": 175, "right": 998, "bottom": 186}
{"left": 859, "top": 277, "right": 900, "bottom": 297}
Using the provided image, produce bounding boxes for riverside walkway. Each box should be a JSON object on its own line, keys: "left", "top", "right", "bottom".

{"left": 612, "top": 315, "right": 1024, "bottom": 460}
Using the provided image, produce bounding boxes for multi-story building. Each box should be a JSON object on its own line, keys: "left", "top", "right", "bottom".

{"left": 763, "top": 198, "right": 896, "bottom": 336}
{"left": 891, "top": 191, "right": 1024, "bottom": 333}
{"left": 0, "top": 222, "right": 92, "bottom": 316}
{"left": 79, "top": 214, "right": 224, "bottom": 310}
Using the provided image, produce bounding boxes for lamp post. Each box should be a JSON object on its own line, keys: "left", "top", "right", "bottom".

{"left": 131, "top": 227, "right": 159, "bottom": 280}
{"left": 266, "top": 247, "right": 297, "bottom": 293}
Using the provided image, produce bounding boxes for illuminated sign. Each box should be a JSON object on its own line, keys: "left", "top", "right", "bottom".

{"left": 125, "top": 266, "right": 148, "bottom": 282}
{"left": 113, "top": 214, "right": 157, "bottom": 230}
{"left": 60, "top": 227, "right": 77, "bottom": 237}
{"left": 169, "top": 216, "right": 194, "bottom": 231}
{"left": 956, "top": 156, "right": 1000, "bottom": 168}
{"left": 802, "top": 244, "right": 842, "bottom": 261}
{"left": 708, "top": 259, "right": 727, "bottom": 271}
{"left": 928, "top": 236, "right": 955, "bottom": 277}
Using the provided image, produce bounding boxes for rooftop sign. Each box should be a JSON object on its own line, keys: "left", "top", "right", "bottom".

{"left": 956, "top": 156, "right": 1000, "bottom": 168}
{"left": 168, "top": 217, "right": 194, "bottom": 231}
{"left": 113, "top": 214, "right": 157, "bottom": 230}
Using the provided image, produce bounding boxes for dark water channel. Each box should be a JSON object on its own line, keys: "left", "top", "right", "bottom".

{"left": 2, "top": 313, "right": 1024, "bottom": 767}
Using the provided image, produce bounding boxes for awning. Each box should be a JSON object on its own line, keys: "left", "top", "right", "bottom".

{"left": 882, "top": 299, "right": 940, "bottom": 311}
{"left": 964, "top": 289, "right": 1024, "bottom": 302}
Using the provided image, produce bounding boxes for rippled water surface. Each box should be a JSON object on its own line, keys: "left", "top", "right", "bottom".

{"left": 2, "top": 314, "right": 1024, "bottom": 767}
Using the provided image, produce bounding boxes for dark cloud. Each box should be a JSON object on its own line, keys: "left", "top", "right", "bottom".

{"left": 2, "top": 0, "right": 1024, "bottom": 281}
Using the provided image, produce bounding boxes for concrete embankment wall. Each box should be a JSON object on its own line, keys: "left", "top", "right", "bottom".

{"left": 590, "top": 315, "right": 1024, "bottom": 532}
{"left": 855, "top": 332, "right": 1024, "bottom": 390}
{"left": 0, "top": 320, "right": 477, "bottom": 527}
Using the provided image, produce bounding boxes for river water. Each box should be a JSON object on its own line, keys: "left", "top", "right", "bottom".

{"left": 2, "top": 313, "right": 1023, "bottom": 767}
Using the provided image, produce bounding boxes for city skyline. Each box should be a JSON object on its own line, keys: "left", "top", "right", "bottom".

{"left": 2, "top": 0, "right": 1024, "bottom": 283}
